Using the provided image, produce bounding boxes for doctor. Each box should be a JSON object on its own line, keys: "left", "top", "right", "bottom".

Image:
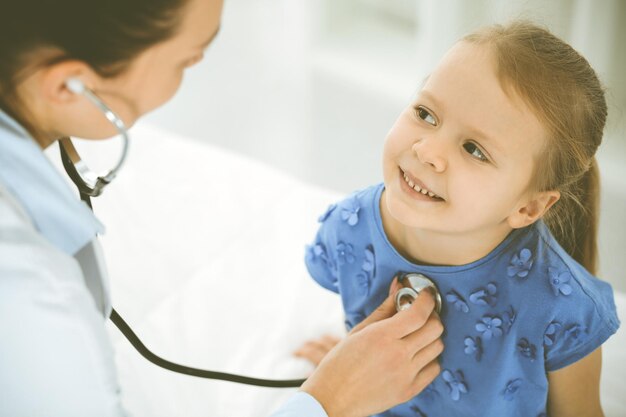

{"left": 0, "top": 0, "right": 444, "bottom": 416}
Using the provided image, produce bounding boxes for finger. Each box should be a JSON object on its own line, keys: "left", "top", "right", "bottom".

{"left": 411, "top": 337, "right": 445, "bottom": 371}
{"left": 388, "top": 276, "right": 401, "bottom": 296}
{"left": 410, "top": 359, "right": 441, "bottom": 398}
{"left": 350, "top": 283, "right": 399, "bottom": 334}
{"left": 318, "top": 334, "right": 341, "bottom": 351}
{"left": 294, "top": 342, "right": 330, "bottom": 366}
{"left": 387, "top": 290, "right": 436, "bottom": 338}
{"left": 402, "top": 313, "right": 444, "bottom": 350}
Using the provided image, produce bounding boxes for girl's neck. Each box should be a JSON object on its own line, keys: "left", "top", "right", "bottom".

{"left": 379, "top": 191, "right": 514, "bottom": 267}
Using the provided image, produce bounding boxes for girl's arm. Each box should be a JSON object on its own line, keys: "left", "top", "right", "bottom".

{"left": 547, "top": 347, "right": 604, "bottom": 417}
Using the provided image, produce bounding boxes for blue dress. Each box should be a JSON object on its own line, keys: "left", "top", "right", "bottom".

{"left": 305, "top": 183, "right": 620, "bottom": 417}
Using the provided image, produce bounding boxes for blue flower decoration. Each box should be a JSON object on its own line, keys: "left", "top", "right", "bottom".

{"left": 306, "top": 243, "right": 328, "bottom": 265}
{"left": 501, "top": 305, "right": 516, "bottom": 334}
{"left": 355, "top": 271, "right": 369, "bottom": 296}
{"left": 362, "top": 245, "right": 375, "bottom": 273}
{"left": 507, "top": 248, "right": 533, "bottom": 278}
{"left": 344, "top": 311, "right": 366, "bottom": 331}
{"left": 565, "top": 324, "right": 586, "bottom": 342}
{"left": 475, "top": 315, "right": 503, "bottom": 340}
{"left": 340, "top": 199, "right": 360, "bottom": 226}
{"left": 517, "top": 338, "right": 537, "bottom": 361}
{"left": 409, "top": 405, "right": 427, "bottom": 417}
{"left": 469, "top": 282, "right": 497, "bottom": 306}
{"left": 354, "top": 246, "right": 375, "bottom": 296}
{"left": 442, "top": 369, "right": 468, "bottom": 401}
{"left": 336, "top": 242, "right": 356, "bottom": 265}
{"left": 503, "top": 378, "right": 523, "bottom": 401}
{"left": 318, "top": 203, "right": 337, "bottom": 222}
{"left": 548, "top": 267, "right": 573, "bottom": 296}
{"left": 464, "top": 336, "right": 483, "bottom": 361}
{"left": 543, "top": 321, "right": 562, "bottom": 347}
{"left": 446, "top": 290, "right": 469, "bottom": 313}
{"left": 418, "top": 382, "right": 439, "bottom": 403}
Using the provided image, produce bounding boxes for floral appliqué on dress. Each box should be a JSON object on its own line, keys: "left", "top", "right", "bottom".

{"left": 442, "top": 369, "right": 468, "bottom": 401}
{"left": 548, "top": 267, "right": 573, "bottom": 296}
{"left": 507, "top": 248, "right": 533, "bottom": 278}
{"left": 469, "top": 282, "right": 498, "bottom": 306}
{"left": 340, "top": 199, "right": 360, "bottom": 226}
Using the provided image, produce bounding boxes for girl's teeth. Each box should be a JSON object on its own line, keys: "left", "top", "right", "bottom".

{"left": 403, "top": 170, "right": 440, "bottom": 199}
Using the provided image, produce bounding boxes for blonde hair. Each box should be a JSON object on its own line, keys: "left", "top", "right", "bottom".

{"left": 464, "top": 20, "right": 607, "bottom": 274}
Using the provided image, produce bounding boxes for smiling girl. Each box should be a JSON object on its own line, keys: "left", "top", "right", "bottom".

{"left": 302, "top": 21, "right": 619, "bottom": 417}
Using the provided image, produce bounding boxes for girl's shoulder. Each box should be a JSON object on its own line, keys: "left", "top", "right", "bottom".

{"left": 530, "top": 220, "right": 616, "bottom": 310}
{"left": 514, "top": 221, "right": 621, "bottom": 371}
{"left": 315, "top": 183, "right": 383, "bottom": 229}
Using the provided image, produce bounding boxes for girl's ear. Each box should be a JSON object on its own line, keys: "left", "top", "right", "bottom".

{"left": 508, "top": 190, "right": 560, "bottom": 229}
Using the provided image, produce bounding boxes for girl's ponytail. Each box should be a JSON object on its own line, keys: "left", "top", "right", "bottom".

{"left": 544, "top": 158, "right": 600, "bottom": 275}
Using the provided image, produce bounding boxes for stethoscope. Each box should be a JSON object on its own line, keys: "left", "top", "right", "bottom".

{"left": 59, "top": 77, "right": 443, "bottom": 388}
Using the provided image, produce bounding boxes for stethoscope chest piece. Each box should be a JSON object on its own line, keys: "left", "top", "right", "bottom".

{"left": 395, "top": 272, "right": 442, "bottom": 314}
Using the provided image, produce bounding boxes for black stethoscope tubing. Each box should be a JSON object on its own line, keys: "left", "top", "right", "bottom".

{"left": 58, "top": 79, "right": 306, "bottom": 388}
{"left": 59, "top": 147, "right": 306, "bottom": 388}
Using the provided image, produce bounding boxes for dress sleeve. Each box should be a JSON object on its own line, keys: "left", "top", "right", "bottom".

{"left": 543, "top": 270, "right": 621, "bottom": 372}
{"left": 268, "top": 392, "right": 328, "bottom": 417}
{"left": 0, "top": 224, "right": 127, "bottom": 417}
{"left": 304, "top": 203, "right": 340, "bottom": 293}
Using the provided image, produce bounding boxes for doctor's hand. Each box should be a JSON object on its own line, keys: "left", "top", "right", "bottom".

{"left": 300, "top": 279, "right": 444, "bottom": 417}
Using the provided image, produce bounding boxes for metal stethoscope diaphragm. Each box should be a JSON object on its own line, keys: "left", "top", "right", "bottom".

{"left": 395, "top": 272, "right": 442, "bottom": 314}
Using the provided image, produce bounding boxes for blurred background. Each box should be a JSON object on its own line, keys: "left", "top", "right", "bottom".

{"left": 144, "top": 0, "right": 626, "bottom": 290}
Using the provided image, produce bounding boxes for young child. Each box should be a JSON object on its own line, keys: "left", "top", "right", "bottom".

{"left": 303, "top": 21, "right": 620, "bottom": 417}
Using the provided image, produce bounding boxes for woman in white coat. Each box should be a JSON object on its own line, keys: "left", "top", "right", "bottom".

{"left": 0, "top": 0, "right": 444, "bottom": 416}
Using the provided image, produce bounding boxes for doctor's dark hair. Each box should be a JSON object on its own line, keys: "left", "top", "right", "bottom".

{"left": 0, "top": 0, "right": 188, "bottom": 117}
{"left": 464, "top": 21, "right": 607, "bottom": 275}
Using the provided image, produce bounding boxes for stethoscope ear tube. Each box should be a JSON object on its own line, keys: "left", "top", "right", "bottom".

{"left": 59, "top": 137, "right": 109, "bottom": 198}
{"left": 59, "top": 82, "right": 129, "bottom": 197}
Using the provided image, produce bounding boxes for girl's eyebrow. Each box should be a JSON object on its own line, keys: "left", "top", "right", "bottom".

{"left": 419, "top": 90, "right": 442, "bottom": 110}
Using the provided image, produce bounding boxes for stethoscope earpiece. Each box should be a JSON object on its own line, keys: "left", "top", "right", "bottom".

{"left": 59, "top": 77, "right": 130, "bottom": 197}
{"left": 65, "top": 77, "right": 86, "bottom": 95}
{"left": 395, "top": 272, "right": 442, "bottom": 314}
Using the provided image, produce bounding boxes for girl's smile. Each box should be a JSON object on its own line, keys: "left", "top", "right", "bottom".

{"left": 398, "top": 168, "right": 445, "bottom": 202}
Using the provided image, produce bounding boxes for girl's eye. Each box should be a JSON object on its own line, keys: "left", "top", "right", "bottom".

{"left": 415, "top": 106, "right": 437, "bottom": 126}
{"left": 463, "top": 142, "right": 489, "bottom": 162}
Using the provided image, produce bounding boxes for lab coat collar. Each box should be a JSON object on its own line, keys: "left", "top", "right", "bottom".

{"left": 0, "top": 108, "right": 104, "bottom": 255}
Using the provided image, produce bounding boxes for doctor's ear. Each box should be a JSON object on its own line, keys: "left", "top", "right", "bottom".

{"left": 508, "top": 190, "right": 560, "bottom": 229}
{"left": 38, "top": 61, "right": 99, "bottom": 103}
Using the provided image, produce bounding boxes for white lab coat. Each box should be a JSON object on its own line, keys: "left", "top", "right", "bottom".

{"left": 0, "top": 181, "right": 126, "bottom": 416}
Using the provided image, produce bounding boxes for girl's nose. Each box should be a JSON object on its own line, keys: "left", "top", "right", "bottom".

{"left": 412, "top": 136, "right": 447, "bottom": 172}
